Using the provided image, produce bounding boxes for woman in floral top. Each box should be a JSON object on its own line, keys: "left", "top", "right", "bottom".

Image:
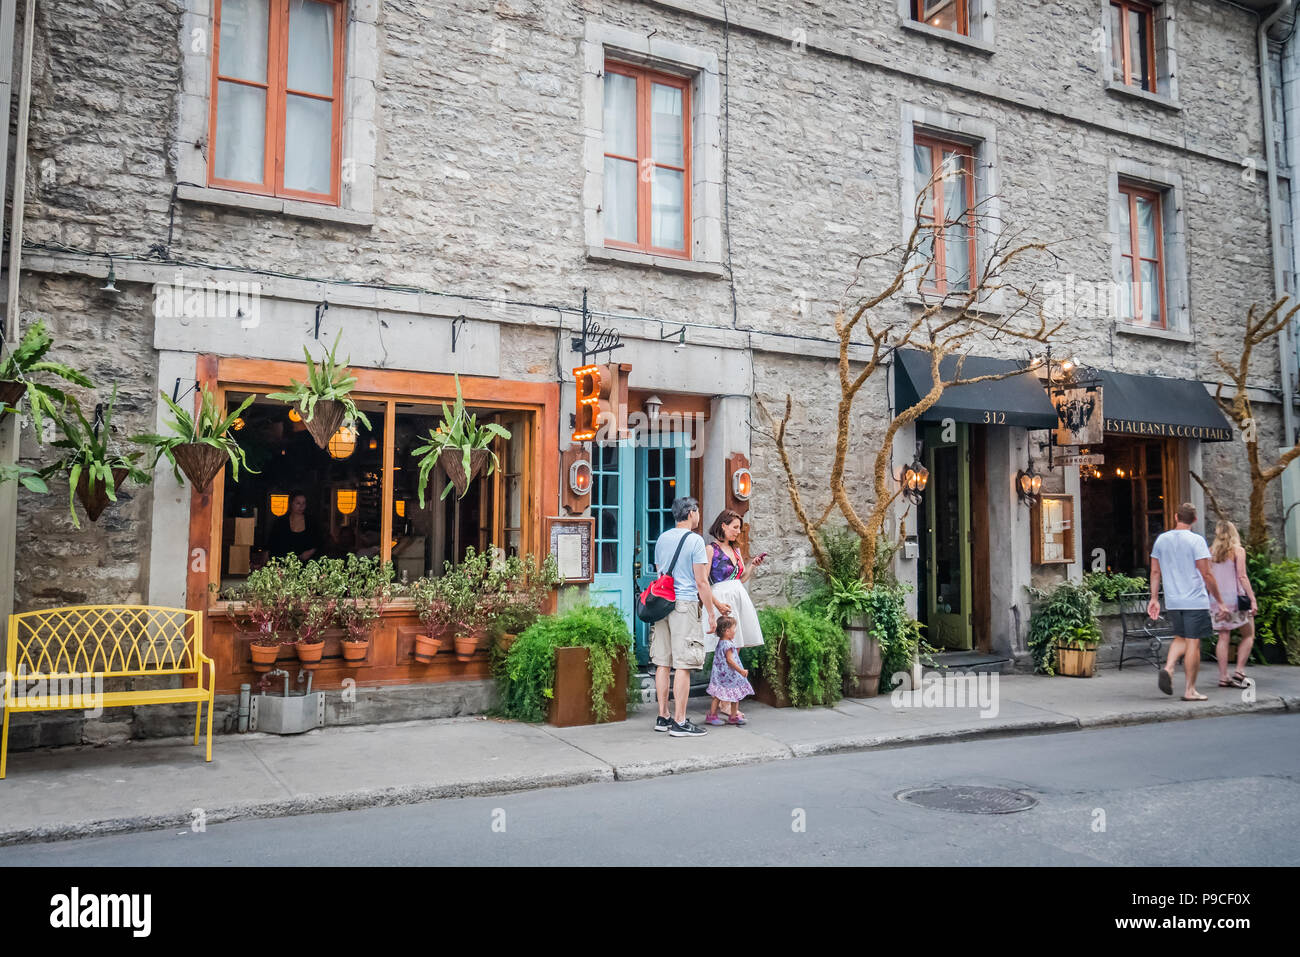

{"left": 703, "top": 509, "right": 764, "bottom": 724}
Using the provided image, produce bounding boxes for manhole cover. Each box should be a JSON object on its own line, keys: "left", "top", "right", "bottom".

{"left": 895, "top": 786, "right": 1037, "bottom": 815}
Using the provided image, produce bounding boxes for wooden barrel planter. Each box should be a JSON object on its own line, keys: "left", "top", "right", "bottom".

{"left": 1055, "top": 644, "right": 1098, "bottom": 677}
{"left": 547, "top": 647, "right": 629, "bottom": 727}
{"left": 844, "top": 613, "right": 882, "bottom": 698}
{"left": 752, "top": 648, "right": 791, "bottom": 708}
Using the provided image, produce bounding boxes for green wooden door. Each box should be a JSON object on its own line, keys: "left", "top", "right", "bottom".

{"left": 924, "top": 423, "right": 973, "bottom": 650}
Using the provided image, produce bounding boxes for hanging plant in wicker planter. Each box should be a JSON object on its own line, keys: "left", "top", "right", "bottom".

{"left": 136, "top": 386, "right": 257, "bottom": 492}
{"left": 43, "top": 387, "right": 151, "bottom": 528}
{"left": 0, "top": 319, "right": 92, "bottom": 427}
{"left": 266, "top": 331, "right": 371, "bottom": 450}
{"left": 413, "top": 374, "right": 510, "bottom": 504}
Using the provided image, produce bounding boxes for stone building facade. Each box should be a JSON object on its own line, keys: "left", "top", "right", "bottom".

{"left": 0, "top": 0, "right": 1291, "bottom": 744}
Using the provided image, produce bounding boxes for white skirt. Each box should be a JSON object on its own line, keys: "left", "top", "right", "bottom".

{"left": 704, "top": 579, "right": 765, "bottom": 653}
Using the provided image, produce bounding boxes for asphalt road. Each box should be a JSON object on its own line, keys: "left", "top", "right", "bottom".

{"left": 3, "top": 713, "right": 1297, "bottom": 866}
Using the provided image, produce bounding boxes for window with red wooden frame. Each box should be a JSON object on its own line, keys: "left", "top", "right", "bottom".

{"left": 602, "top": 60, "right": 692, "bottom": 258}
{"left": 1118, "top": 182, "right": 1167, "bottom": 328}
{"left": 209, "top": 0, "right": 345, "bottom": 206}
{"left": 1110, "top": 1, "right": 1158, "bottom": 93}
{"left": 912, "top": 0, "right": 969, "bottom": 36}
{"left": 913, "top": 132, "right": 977, "bottom": 294}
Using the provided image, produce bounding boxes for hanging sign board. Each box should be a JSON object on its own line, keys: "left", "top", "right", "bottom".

{"left": 1052, "top": 386, "right": 1104, "bottom": 446}
{"left": 1061, "top": 453, "right": 1105, "bottom": 466}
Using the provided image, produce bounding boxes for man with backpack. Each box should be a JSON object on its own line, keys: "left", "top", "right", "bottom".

{"left": 649, "top": 497, "right": 729, "bottom": 737}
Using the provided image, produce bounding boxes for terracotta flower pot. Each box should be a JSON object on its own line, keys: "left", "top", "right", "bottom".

{"left": 439, "top": 448, "right": 489, "bottom": 498}
{"left": 170, "top": 441, "right": 229, "bottom": 491}
{"left": 75, "top": 466, "right": 131, "bottom": 523}
{"left": 301, "top": 399, "right": 348, "bottom": 450}
{"left": 250, "top": 641, "right": 282, "bottom": 673}
{"left": 453, "top": 634, "right": 478, "bottom": 661}
{"left": 341, "top": 637, "right": 370, "bottom": 664}
{"left": 296, "top": 638, "right": 325, "bottom": 670}
{"left": 414, "top": 633, "right": 442, "bottom": 663}
{"left": 0, "top": 380, "right": 24, "bottom": 412}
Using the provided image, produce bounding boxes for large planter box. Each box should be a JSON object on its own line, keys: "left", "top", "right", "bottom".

{"left": 547, "top": 647, "right": 628, "bottom": 727}
{"left": 753, "top": 650, "right": 791, "bottom": 708}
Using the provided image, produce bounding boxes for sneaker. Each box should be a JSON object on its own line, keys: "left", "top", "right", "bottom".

{"left": 669, "top": 718, "right": 708, "bottom": 737}
{"left": 704, "top": 713, "right": 726, "bottom": 726}
{"left": 654, "top": 715, "right": 672, "bottom": 733}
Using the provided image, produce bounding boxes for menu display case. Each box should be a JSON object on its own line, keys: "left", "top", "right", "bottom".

{"left": 1032, "top": 494, "right": 1076, "bottom": 565}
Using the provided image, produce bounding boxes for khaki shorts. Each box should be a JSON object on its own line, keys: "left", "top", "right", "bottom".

{"left": 650, "top": 600, "right": 706, "bottom": 671}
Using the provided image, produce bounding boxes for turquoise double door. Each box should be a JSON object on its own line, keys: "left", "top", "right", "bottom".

{"left": 588, "top": 433, "right": 692, "bottom": 666}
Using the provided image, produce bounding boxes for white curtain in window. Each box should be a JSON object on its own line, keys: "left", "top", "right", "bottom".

{"left": 282, "top": 0, "right": 335, "bottom": 194}
{"left": 215, "top": 82, "right": 267, "bottom": 184}
{"left": 603, "top": 72, "right": 638, "bottom": 243}
{"left": 219, "top": 0, "right": 269, "bottom": 82}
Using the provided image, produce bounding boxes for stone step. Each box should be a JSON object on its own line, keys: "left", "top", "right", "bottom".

{"left": 922, "top": 651, "right": 1013, "bottom": 675}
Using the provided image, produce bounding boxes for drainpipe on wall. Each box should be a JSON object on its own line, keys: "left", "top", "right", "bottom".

{"left": 0, "top": 0, "right": 38, "bottom": 625}
{"left": 1262, "top": 1, "right": 1295, "bottom": 439}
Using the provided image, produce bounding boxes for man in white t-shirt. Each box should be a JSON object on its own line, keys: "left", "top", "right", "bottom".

{"left": 1148, "top": 502, "right": 1226, "bottom": 701}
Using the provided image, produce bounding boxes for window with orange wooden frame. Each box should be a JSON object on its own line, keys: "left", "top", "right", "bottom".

{"left": 208, "top": 0, "right": 345, "bottom": 206}
{"left": 1118, "top": 182, "right": 1167, "bottom": 328}
{"left": 1110, "top": 0, "right": 1158, "bottom": 93}
{"left": 912, "top": 0, "right": 969, "bottom": 35}
{"left": 913, "top": 132, "right": 977, "bottom": 295}
{"left": 602, "top": 60, "right": 692, "bottom": 258}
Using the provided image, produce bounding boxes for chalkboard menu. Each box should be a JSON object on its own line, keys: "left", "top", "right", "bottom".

{"left": 545, "top": 516, "right": 594, "bottom": 583}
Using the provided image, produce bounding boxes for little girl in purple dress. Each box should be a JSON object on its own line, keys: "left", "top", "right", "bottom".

{"left": 706, "top": 617, "right": 754, "bottom": 725}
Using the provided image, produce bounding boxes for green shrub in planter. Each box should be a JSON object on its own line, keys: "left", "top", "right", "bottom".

{"left": 749, "top": 606, "right": 851, "bottom": 708}
{"left": 1027, "top": 580, "right": 1101, "bottom": 676}
{"left": 1247, "top": 548, "right": 1300, "bottom": 663}
{"left": 1083, "top": 570, "right": 1148, "bottom": 604}
{"left": 495, "top": 603, "right": 636, "bottom": 723}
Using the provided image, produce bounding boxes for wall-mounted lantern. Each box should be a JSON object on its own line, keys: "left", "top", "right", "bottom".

{"left": 899, "top": 460, "right": 929, "bottom": 505}
{"left": 570, "top": 459, "right": 593, "bottom": 496}
{"left": 1016, "top": 465, "right": 1043, "bottom": 507}
{"left": 561, "top": 446, "right": 592, "bottom": 515}
{"left": 731, "top": 467, "right": 753, "bottom": 502}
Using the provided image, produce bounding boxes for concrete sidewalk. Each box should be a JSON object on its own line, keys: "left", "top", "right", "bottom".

{"left": 1, "top": 664, "right": 1297, "bottom": 846}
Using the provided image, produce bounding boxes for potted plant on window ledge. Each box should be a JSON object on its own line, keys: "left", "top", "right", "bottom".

{"left": 488, "top": 553, "right": 562, "bottom": 654}
{"left": 266, "top": 330, "right": 372, "bottom": 450}
{"left": 335, "top": 555, "right": 396, "bottom": 664}
{"left": 43, "top": 388, "right": 151, "bottom": 528}
{"left": 413, "top": 374, "right": 510, "bottom": 503}
{"left": 0, "top": 319, "right": 92, "bottom": 426}
{"left": 137, "top": 386, "right": 257, "bottom": 491}
{"left": 407, "top": 575, "right": 449, "bottom": 662}
{"left": 293, "top": 558, "right": 343, "bottom": 670}
{"left": 224, "top": 557, "right": 300, "bottom": 673}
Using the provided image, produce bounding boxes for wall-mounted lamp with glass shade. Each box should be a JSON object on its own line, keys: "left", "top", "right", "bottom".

{"left": 336, "top": 489, "right": 357, "bottom": 516}
{"left": 1016, "top": 466, "right": 1043, "bottom": 507}
{"left": 899, "top": 460, "right": 929, "bottom": 505}
{"left": 731, "top": 467, "right": 753, "bottom": 501}
{"left": 395, "top": 499, "right": 406, "bottom": 518}
{"left": 269, "top": 493, "right": 289, "bottom": 517}
{"left": 569, "top": 459, "right": 593, "bottom": 497}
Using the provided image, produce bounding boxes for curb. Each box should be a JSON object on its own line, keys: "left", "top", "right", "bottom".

{"left": 1, "top": 697, "right": 1295, "bottom": 848}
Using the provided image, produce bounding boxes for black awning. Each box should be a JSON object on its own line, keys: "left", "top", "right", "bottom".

{"left": 1093, "top": 369, "right": 1234, "bottom": 442}
{"left": 893, "top": 349, "right": 1058, "bottom": 428}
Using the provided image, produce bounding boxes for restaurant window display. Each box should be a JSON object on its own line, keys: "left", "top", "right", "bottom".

{"left": 216, "top": 391, "right": 535, "bottom": 589}
{"left": 1078, "top": 435, "right": 1174, "bottom": 575}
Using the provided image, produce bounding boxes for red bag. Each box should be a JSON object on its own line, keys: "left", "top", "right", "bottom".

{"left": 636, "top": 533, "right": 691, "bottom": 623}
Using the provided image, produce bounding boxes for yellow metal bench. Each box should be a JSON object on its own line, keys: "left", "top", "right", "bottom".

{"left": 2, "top": 605, "right": 215, "bottom": 778}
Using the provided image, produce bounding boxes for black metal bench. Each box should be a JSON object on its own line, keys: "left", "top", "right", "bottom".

{"left": 1116, "top": 591, "right": 1175, "bottom": 670}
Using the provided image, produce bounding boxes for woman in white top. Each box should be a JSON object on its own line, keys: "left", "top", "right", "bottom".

{"left": 1209, "top": 520, "right": 1258, "bottom": 688}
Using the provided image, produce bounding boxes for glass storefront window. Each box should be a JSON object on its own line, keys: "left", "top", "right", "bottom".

{"left": 215, "top": 389, "right": 535, "bottom": 588}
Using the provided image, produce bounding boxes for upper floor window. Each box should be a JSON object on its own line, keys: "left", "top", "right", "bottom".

{"left": 602, "top": 60, "right": 692, "bottom": 258}
{"left": 912, "top": 0, "right": 968, "bottom": 35}
{"left": 1117, "top": 181, "right": 1167, "bottom": 327}
{"left": 913, "top": 132, "right": 977, "bottom": 294}
{"left": 1109, "top": 1, "right": 1157, "bottom": 93}
{"left": 210, "top": 0, "right": 345, "bottom": 205}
